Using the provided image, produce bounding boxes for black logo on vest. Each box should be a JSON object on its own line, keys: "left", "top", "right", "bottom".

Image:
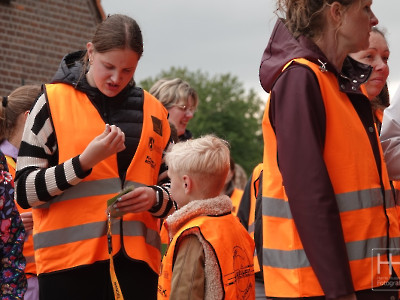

{"left": 152, "top": 116, "right": 163, "bottom": 136}
{"left": 148, "top": 137, "right": 163, "bottom": 154}
{"left": 157, "top": 284, "right": 167, "bottom": 297}
{"left": 145, "top": 156, "right": 156, "bottom": 168}
{"left": 225, "top": 245, "right": 254, "bottom": 299}
{"left": 149, "top": 137, "right": 155, "bottom": 150}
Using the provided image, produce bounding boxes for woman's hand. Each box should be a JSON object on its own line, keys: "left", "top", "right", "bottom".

{"left": 112, "top": 187, "right": 157, "bottom": 214}
{"left": 80, "top": 124, "right": 126, "bottom": 171}
{"left": 20, "top": 211, "right": 33, "bottom": 232}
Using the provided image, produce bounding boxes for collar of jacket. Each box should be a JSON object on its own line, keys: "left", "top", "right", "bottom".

{"left": 295, "top": 35, "right": 372, "bottom": 95}
{"left": 260, "top": 18, "right": 372, "bottom": 95}
{"left": 165, "top": 195, "right": 232, "bottom": 239}
{"left": 50, "top": 50, "right": 133, "bottom": 103}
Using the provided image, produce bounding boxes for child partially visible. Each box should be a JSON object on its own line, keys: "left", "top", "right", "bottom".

{"left": 0, "top": 151, "right": 26, "bottom": 298}
{"left": 1, "top": 85, "right": 42, "bottom": 300}
{"left": 158, "top": 134, "right": 255, "bottom": 299}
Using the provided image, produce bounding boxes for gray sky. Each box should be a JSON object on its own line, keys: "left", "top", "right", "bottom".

{"left": 101, "top": 0, "right": 400, "bottom": 99}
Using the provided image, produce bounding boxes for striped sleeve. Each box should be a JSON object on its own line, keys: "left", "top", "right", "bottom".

{"left": 15, "top": 94, "right": 90, "bottom": 209}
{"left": 148, "top": 184, "right": 176, "bottom": 218}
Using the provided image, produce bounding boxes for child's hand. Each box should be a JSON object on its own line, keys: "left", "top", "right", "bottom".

{"left": 112, "top": 187, "right": 157, "bottom": 214}
{"left": 20, "top": 211, "right": 33, "bottom": 232}
{"left": 80, "top": 124, "right": 126, "bottom": 171}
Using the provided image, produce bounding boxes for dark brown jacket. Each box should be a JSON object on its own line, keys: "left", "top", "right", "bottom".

{"left": 259, "top": 19, "right": 387, "bottom": 299}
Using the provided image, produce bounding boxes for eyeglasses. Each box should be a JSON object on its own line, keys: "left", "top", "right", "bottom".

{"left": 172, "top": 104, "right": 197, "bottom": 114}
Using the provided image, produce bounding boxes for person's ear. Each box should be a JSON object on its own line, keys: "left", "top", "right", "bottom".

{"left": 86, "top": 42, "right": 94, "bottom": 61}
{"left": 183, "top": 175, "right": 192, "bottom": 194}
{"left": 23, "top": 110, "right": 29, "bottom": 120}
{"left": 329, "top": 2, "right": 345, "bottom": 25}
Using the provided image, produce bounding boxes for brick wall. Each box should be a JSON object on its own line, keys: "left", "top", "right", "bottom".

{"left": 0, "top": 0, "right": 103, "bottom": 96}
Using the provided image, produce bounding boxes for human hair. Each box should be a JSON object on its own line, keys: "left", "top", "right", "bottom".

{"left": 372, "top": 81, "right": 389, "bottom": 111}
{"left": 370, "top": 26, "right": 389, "bottom": 111}
{"left": 0, "top": 85, "right": 42, "bottom": 140}
{"left": 371, "top": 26, "right": 388, "bottom": 47}
{"left": 149, "top": 78, "right": 199, "bottom": 110}
{"left": 165, "top": 134, "right": 230, "bottom": 192}
{"left": 234, "top": 163, "right": 248, "bottom": 190}
{"left": 276, "top": 0, "right": 354, "bottom": 38}
{"left": 82, "top": 14, "right": 143, "bottom": 72}
{"left": 169, "top": 121, "right": 179, "bottom": 143}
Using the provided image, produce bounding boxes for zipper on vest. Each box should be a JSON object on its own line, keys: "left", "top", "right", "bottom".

{"left": 120, "top": 172, "right": 126, "bottom": 189}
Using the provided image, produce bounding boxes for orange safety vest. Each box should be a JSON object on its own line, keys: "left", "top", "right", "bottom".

{"left": 159, "top": 221, "right": 169, "bottom": 257}
{"left": 262, "top": 58, "right": 400, "bottom": 297}
{"left": 375, "top": 109, "right": 383, "bottom": 125}
{"left": 158, "top": 214, "right": 255, "bottom": 299}
{"left": 5, "top": 155, "right": 37, "bottom": 278}
{"left": 248, "top": 163, "right": 263, "bottom": 273}
{"left": 390, "top": 177, "right": 400, "bottom": 222}
{"left": 392, "top": 181, "right": 400, "bottom": 218}
{"left": 32, "top": 83, "right": 170, "bottom": 275}
{"left": 231, "top": 187, "right": 244, "bottom": 215}
{"left": 247, "top": 163, "right": 262, "bottom": 239}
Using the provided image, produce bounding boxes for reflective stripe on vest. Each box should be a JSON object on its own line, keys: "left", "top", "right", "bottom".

{"left": 6, "top": 155, "right": 37, "bottom": 277}
{"left": 158, "top": 214, "right": 255, "bottom": 299}
{"left": 33, "top": 84, "right": 170, "bottom": 274}
{"left": 262, "top": 58, "right": 400, "bottom": 297}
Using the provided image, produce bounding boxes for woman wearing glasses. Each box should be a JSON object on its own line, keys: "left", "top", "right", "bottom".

{"left": 150, "top": 78, "right": 198, "bottom": 142}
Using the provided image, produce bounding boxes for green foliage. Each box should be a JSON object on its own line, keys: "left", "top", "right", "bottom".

{"left": 140, "top": 67, "right": 265, "bottom": 177}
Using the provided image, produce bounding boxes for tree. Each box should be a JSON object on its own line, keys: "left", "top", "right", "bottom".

{"left": 140, "top": 67, "right": 264, "bottom": 176}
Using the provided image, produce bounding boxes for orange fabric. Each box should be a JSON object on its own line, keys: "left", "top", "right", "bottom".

{"left": 159, "top": 221, "right": 169, "bottom": 257}
{"left": 262, "top": 58, "right": 400, "bottom": 297}
{"left": 158, "top": 214, "right": 255, "bottom": 299}
{"left": 33, "top": 83, "right": 170, "bottom": 274}
{"left": 6, "top": 156, "right": 37, "bottom": 277}
{"left": 230, "top": 187, "right": 244, "bottom": 215}
{"left": 248, "top": 163, "right": 262, "bottom": 232}
{"left": 375, "top": 109, "right": 383, "bottom": 125}
{"left": 248, "top": 163, "right": 263, "bottom": 273}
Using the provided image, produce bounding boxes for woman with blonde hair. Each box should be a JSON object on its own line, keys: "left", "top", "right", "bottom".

{"left": 350, "top": 27, "right": 390, "bottom": 132}
{"left": 259, "top": 0, "right": 400, "bottom": 299}
{"left": 150, "top": 78, "right": 198, "bottom": 141}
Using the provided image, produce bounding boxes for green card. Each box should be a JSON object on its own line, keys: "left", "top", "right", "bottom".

{"left": 107, "top": 185, "right": 135, "bottom": 218}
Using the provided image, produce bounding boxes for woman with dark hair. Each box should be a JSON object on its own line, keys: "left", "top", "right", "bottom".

{"left": 259, "top": 0, "right": 400, "bottom": 299}
{"left": 15, "top": 14, "right": 175, "bottom": 300}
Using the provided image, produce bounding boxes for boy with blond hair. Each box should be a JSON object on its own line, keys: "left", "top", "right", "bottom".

{"left": 158, "top": 134, "right": 255, "bottom": 299}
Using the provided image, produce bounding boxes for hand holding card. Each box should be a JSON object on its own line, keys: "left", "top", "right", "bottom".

{"left": 107, "top": 186, "right": 135, "bottom": 218}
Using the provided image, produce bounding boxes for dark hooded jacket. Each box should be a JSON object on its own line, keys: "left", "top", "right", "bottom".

{"left": 259, "top": 19, "right": 385, "bottom": 298}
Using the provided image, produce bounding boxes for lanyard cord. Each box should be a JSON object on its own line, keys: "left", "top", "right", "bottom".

{"left": 107, "top": 212, "right": 124, "bottom": 300}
